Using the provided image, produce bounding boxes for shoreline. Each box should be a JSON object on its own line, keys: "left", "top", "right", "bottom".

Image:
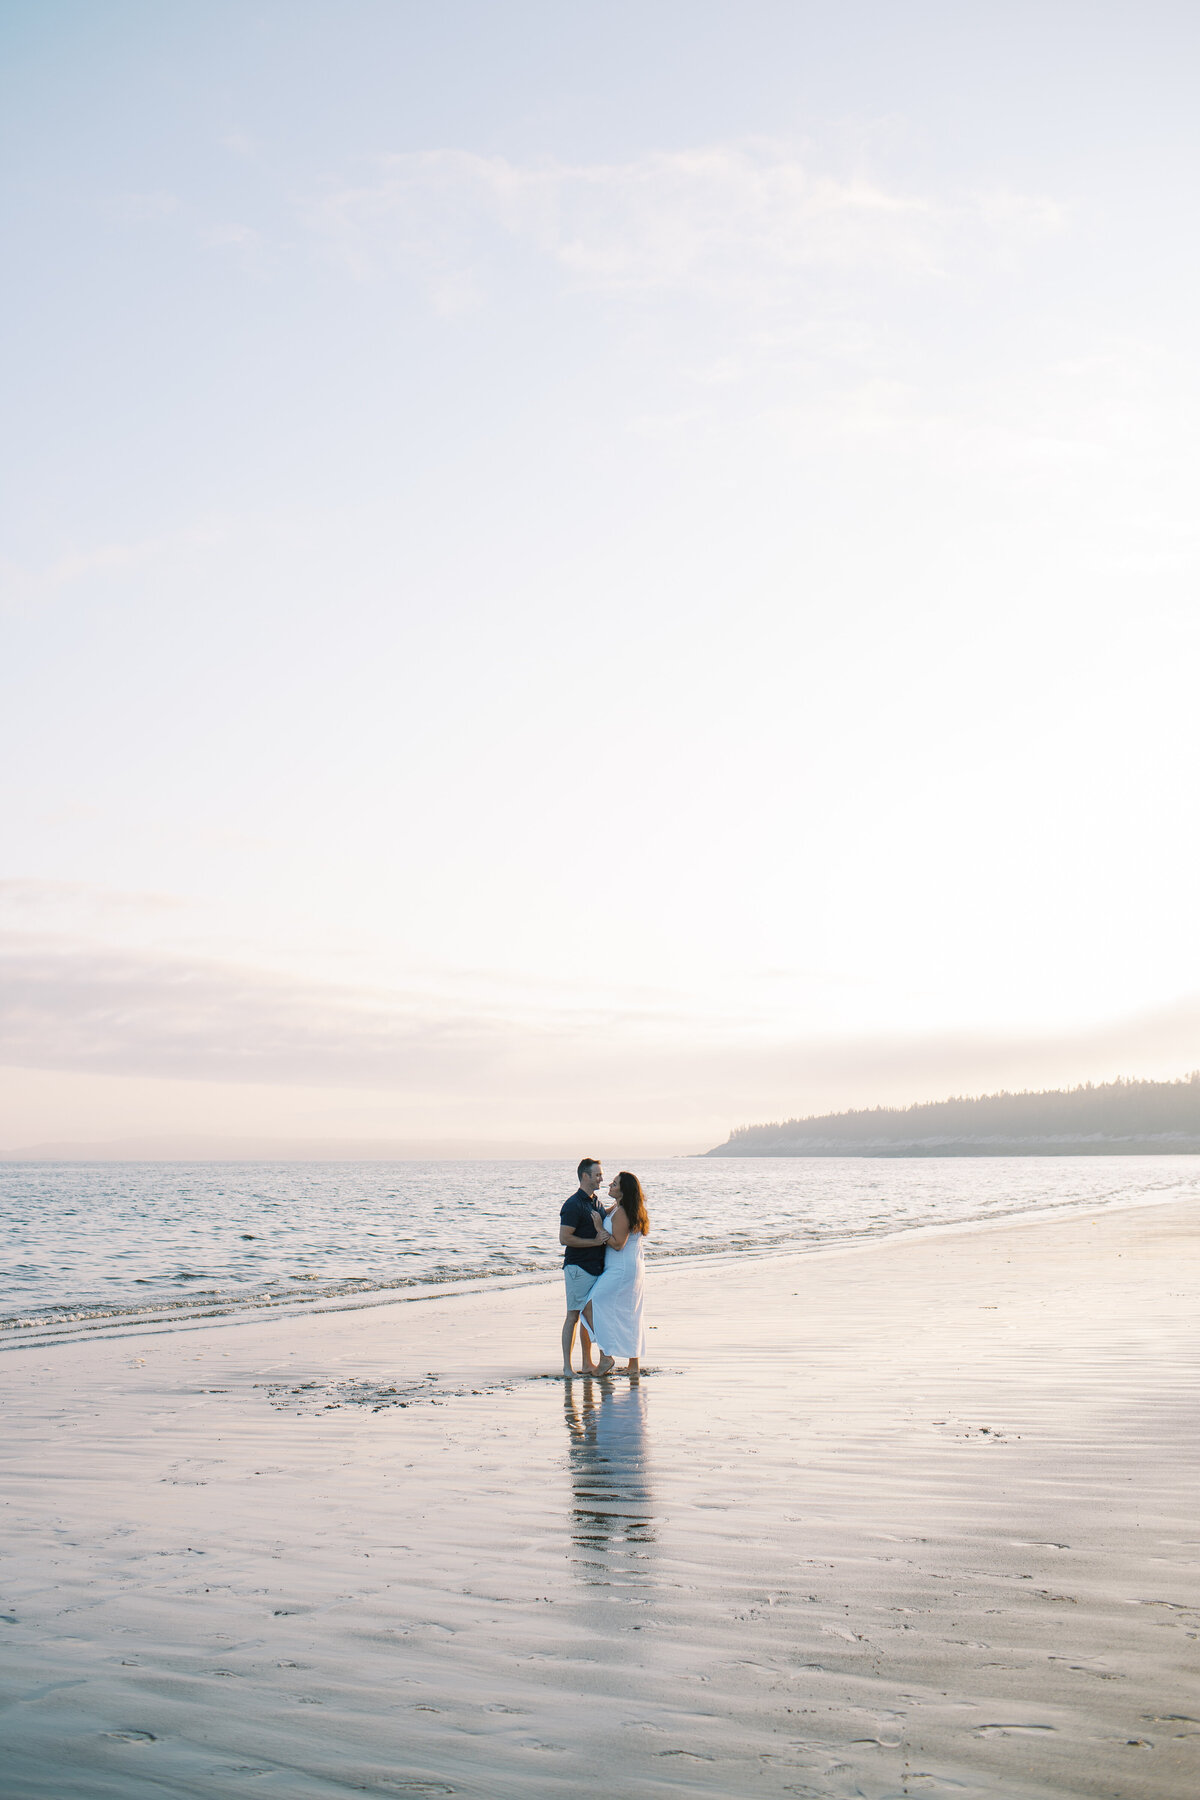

{"left": 5, "top": 1175, "right": 1196, "bottom": 1355}
{"left": 2, "top": 1196, "right": 1198, "bottom": 1797}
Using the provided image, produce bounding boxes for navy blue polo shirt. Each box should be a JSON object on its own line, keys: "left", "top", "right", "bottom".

{"left": 560, "top": 1188, "right": 606, "bottom": 1277}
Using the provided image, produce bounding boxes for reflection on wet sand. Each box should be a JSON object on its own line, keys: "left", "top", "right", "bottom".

{"left": 564, "top": 1378, "right": 655, "bottom": 1581}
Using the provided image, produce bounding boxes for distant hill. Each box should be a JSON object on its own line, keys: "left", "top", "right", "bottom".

{"left": 707, "top": 1074, "right": 1200, "bottom": 1157}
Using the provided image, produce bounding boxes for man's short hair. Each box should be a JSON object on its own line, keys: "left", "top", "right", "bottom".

{"left": 577, "top": 1157, "right": 601, "bottom": 1182}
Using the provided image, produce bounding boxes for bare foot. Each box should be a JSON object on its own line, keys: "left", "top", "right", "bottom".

{"left": 562, "top": 1366, "right": 577, "bottom": 1378}
{"left": 594, "top": 1354, "right": 616, "bottom": 1376}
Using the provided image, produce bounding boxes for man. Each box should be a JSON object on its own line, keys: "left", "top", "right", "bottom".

{"left": 560, "top": 1157, "right": 607, "bottom": 1376}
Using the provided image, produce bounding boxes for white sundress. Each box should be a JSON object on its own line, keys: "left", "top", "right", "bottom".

{"left": 586, "top": 1225, "right": 646, "bottom": 1359}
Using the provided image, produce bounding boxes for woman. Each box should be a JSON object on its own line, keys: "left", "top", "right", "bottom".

{"left": 581, "top": 1170, "right": 649, "bottom": 1376}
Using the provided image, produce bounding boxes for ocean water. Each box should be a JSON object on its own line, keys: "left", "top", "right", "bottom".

{"left": 3, "top": 1154, "right": 1199, "bottom": 1345}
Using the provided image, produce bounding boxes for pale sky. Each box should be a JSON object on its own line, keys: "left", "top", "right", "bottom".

{"left": 3, "top": 2, "right": 1200, "bottom": 1154}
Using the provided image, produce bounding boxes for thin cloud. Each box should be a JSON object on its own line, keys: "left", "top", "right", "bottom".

{"left": 0, "top": 524, "right": 226, "bottom": 615}
{"left": 303, "top": 142, "right": 1063, "bottom": 304}
{"left": 198, "top": 222, "right": 275, "bottom": 279}
{"left": 0, "top": 880, "right": 187, "bottom": 925}
{"left": 0, "top": 941, "right": 505, "bottom": 1088}
{"left": 104, "top": 190, "right": 179, "bottom": 224}
{"left": 3, "top": 938, "right": 1198, "bottom": 1125}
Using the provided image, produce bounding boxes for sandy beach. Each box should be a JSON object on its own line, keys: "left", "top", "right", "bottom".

{"left": 2, "top": 1197, "right": 1198, "bottom": 1799}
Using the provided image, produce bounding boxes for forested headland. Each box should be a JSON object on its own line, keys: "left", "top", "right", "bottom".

{"left": 707, "top": 1074, "right": 1200, "bottom": 1156}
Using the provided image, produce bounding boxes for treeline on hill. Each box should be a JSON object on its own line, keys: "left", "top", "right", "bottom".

{"left": 710, "top": 1074, "right": 1200, "bottom": 1155}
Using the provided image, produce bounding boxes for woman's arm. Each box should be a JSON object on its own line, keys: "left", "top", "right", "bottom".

{"left": 594, "top": 1204, "right": 631, "bottom": 1249}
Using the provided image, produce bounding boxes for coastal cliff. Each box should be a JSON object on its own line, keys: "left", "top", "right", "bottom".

{"left": 707, "top": 1073, "right": 1200, "bottom": 1156}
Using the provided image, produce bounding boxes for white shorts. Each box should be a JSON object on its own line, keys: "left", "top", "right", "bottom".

{"left": 563, "top": 1265, "right": 600, "bottom": 1312}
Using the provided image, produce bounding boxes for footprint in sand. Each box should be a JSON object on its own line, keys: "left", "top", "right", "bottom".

{"left": 974, "top": 1723, "right": 1055, "bottom": 1736}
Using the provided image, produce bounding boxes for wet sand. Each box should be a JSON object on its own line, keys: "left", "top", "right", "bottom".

{"left": 1, "top": 1198, "right": 1198, "bottom": 1799}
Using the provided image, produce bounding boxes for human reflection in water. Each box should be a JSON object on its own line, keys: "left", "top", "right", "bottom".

{"left": 564, "top": 1377, "right": 655, "bottom": 1583}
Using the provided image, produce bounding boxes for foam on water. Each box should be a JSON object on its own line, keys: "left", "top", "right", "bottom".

{"left": 3, "top": 1154, "right": 1198, "bottom": 1344}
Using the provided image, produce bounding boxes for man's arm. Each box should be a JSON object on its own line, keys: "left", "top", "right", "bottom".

{"left": 559, "top": 1197, "right": 600, "bottom": 1250}
{"left": 559, "top": 1224, "right": 600, "bottom": 1248}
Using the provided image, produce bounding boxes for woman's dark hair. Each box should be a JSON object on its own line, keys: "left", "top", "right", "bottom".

{"left": 616, "top": 1171, "right": 649, "bottom": 1236}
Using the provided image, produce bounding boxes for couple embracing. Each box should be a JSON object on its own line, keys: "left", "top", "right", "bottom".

{"left": 559, "top": 1158, "right": 648, "bottom": 1378}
